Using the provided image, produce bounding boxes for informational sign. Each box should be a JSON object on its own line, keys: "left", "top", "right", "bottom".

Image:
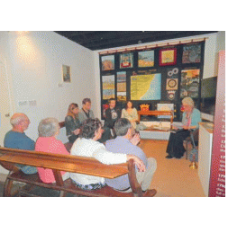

{"left": 209, "top": 51, "right": 225, "bottom": 197}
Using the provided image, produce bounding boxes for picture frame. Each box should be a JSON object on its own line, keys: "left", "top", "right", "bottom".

{"left": 120, "top": 52, "right": 134, "bottom": 68}
{"left": 182, "top": 44, "right": 201, "bottom": 64}
{"left": 138, "top": 50, "right": 154, "bottom": 67}
{"left": 62, "top": 65, "right": 71, "bottom": 83}
{"left": 101, "top": 55, "right": 115, "bottom": 71}
{"left": 159, "top": 48, "right": 177, "bottom": 66}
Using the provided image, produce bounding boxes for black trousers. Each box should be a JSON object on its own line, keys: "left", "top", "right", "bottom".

{"left": 166, "top": 129, "right": 190, "bottom": 158}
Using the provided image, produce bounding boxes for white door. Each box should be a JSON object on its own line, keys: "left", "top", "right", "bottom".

{"left": 0, "top": 61, "right": 11, "bottom": 147}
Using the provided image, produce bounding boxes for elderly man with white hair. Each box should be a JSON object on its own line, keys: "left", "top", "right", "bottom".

{"left": 4, "top": 113, "right": 37, "bottom": 174}
{"left": 166, "top": 97, "right": 202, "bottom": 159}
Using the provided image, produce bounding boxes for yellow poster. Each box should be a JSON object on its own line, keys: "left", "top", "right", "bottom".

{"left": 131, "top": 74, "right": 161, "bottom": 100}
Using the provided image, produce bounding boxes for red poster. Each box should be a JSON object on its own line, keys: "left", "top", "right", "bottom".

{"left": 209, "top": 51, "right": 225, "bottom": 197}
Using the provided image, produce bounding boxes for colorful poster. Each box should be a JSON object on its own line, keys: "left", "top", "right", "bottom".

{"left": 117, "top": 92, "right": 127, "bottom": 102}
{"left": 102, "top": 75, "right": 115, "bottom": 100}
{"left": 138, "top": 50, "right": 154, "bottom": 67}
{"left": 180, "top": 69, "right": 200, "bottom": 98}
{"left": 101, "top": 55, "right": 115, "bottom": 71}
{"left": 159, "top": 48, "right": 177, "bottom": 66}
{"left": 120, "top": 53, "right": 134, "bottom": 68}
{"left": 131, "top": 74, "right": 161, "bottom": 100}
{"left": 117, "top": 71, "right": 126, "bottom": 92}
{"left": 166, "top": 78, "right": 178, "bottom": 90}
{"left": 182, "top": 44, "right": 201, "bottom": 64}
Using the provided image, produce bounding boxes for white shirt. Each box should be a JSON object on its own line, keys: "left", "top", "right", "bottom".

{"left": 70, "top": 138, "right": 127, "bottom": 185}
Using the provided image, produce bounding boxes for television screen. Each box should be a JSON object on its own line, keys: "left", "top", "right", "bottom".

{"left": 200, "top": 76, "right": 217, "bottom": 116}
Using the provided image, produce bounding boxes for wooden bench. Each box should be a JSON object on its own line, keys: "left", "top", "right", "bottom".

{"left": 0, "top": 147, "right": 157, "bottom": 197}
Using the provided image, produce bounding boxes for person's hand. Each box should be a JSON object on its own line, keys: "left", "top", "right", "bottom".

{"left": 130, "top": 133, "right": 140, "bottom": 146}
{"left": 73, "top": 129, "right": 81, "bottom": 135}
{"left": 183, "top": 126, "right": 190, "bottom": 130}
{"left": 127, "top": 155, "right": 145, "bottom": 172}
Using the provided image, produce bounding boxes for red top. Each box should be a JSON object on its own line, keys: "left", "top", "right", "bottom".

{"left": 35, "top": 137, "right": 69, "bottom": 183}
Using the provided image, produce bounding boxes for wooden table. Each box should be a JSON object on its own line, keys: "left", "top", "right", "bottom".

{"left": 137, "top": 110, "right": 174, "bottom": 129}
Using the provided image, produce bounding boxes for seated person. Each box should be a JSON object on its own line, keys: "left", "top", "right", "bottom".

{"left": 4, "top": 113, "right": 37, "bottom": 174}
{"left": 78, "top": 98, "right": 111, "bottom": 143}
{"left": 104, "top": 98, "right": 121, "bottom": 134}
{"left": 35, "top": 118, "right": 70, "bottom": 183}
{"left": 78, "top": 98, "right": 95, "bottom": 122}
{"left": 166, "top": 97, "right": 202, "bottom": 159}
{"left": 121, "top": 100, "right": 138, "bottom": 129}
{"left": 105, "top": 118, "right": 157, "bottom": 192}
{"left": 70, "top": 118, "right": 145, "bottom": 190}
{"left": 65, "top": 103, "right": 81, "bottom": 143}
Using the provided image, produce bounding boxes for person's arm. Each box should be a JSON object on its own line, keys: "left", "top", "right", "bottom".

{"left": 121, "top": 109, "right": 126, "bottom": 118}
{"left": 92, "top": 146, "right": 145, "bottom": 172}
{"left": 78, "top": 111, "right": 85, "bottom": 124}
{"left": 21, "top": 135, "right": 35, "bottom": 150}
{"left": 90, "top": 110, "right": 95, "bottom": 118}
{"left": 55, "top": 140, "right": 70, "bottom": 155}
{"left": 65, "top": 116, "right": 77, "bottom": 136}
{"left": 131, "top": 108, "right": 139, "bottom": 122}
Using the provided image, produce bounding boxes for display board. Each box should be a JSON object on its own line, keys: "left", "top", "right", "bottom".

{"left": 99, "top": 41, "right": 205, "bottom": 121}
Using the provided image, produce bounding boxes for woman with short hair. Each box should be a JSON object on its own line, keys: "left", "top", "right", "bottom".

{"left": 65, "top": 103, "right": 81, "bottom": 143}
{"left": 35, "top": 117, "right": 70, "bottom": 183}
{"left": 166, "top": 97, "right": 201, "bottom": 159}
{"left": 70, "top": 118, "right": 145, "bottom": 190}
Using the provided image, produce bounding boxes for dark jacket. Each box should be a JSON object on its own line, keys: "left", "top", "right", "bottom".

{"left": 65, "top": 115, "right": 80, "bottom": 137}
{"left": 104, "top": 108, "right": 121, "bottom": 129}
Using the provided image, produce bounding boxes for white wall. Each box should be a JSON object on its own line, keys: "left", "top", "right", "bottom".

{"left": 2, "top": 31, "right": 96, "bottom": 143}
{"left": 93, "top": 32, "right": 224, "bottom": 119}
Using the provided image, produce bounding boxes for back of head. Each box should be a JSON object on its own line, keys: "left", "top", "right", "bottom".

{"left": 10, "top": 113, "right": 27, "bottom": 127}
{"left": 80, "top": 118, "right": 101, "bottom": 139}
{"left": 114, "top": 118, "right": 132, "bottom": 136}
{"left": 38, "top": 117, "right": 59, "bottom": 137}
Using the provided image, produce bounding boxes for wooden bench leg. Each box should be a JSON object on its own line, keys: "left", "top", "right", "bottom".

{"left": 3, "top": 178, "right": 14, "bottom": 197}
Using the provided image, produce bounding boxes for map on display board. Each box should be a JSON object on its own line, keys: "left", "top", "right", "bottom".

{"left": 130, "top": 74, "right": 161, "bottom": 100}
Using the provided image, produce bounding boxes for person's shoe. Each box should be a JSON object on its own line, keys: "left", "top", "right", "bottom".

{"left": 166, "top": 155, "right": 173, "bottom": 159}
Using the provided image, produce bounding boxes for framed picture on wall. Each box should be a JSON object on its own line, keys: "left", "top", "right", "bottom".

{"left": 159, "top": 48, "right": 177, "bottom": 66}
{"left": 138, "top": 50, "right": 154, "bottom": 67}
{"left": 120, "top": 53, "right": 134, "bottom": 68}
{"left": 182, "top": 44, "right": 201, "bottom": 64}
{"left": 101, "top": 55, "right": 115, "bottom": 71}
{"left": 62, "top": 65, "right": 71, "bottom": 83}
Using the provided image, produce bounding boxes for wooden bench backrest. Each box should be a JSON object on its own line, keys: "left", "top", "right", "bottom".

{"left": 0, "top": 147, "right": 129, "bottom": 179}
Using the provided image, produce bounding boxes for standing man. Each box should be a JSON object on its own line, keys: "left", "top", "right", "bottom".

{"left": 78, "top": 98, "right": 111, "bottom": 143}
{"left": 4, "top": 113, "right": 37, "bottom": 174}
{"left": 105, "top": 118, "right": 157, "bottom": 192}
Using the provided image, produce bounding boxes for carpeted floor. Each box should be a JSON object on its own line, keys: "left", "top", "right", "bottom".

{"left": 139, "top": 139, "right": 205, "bottom": 197}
